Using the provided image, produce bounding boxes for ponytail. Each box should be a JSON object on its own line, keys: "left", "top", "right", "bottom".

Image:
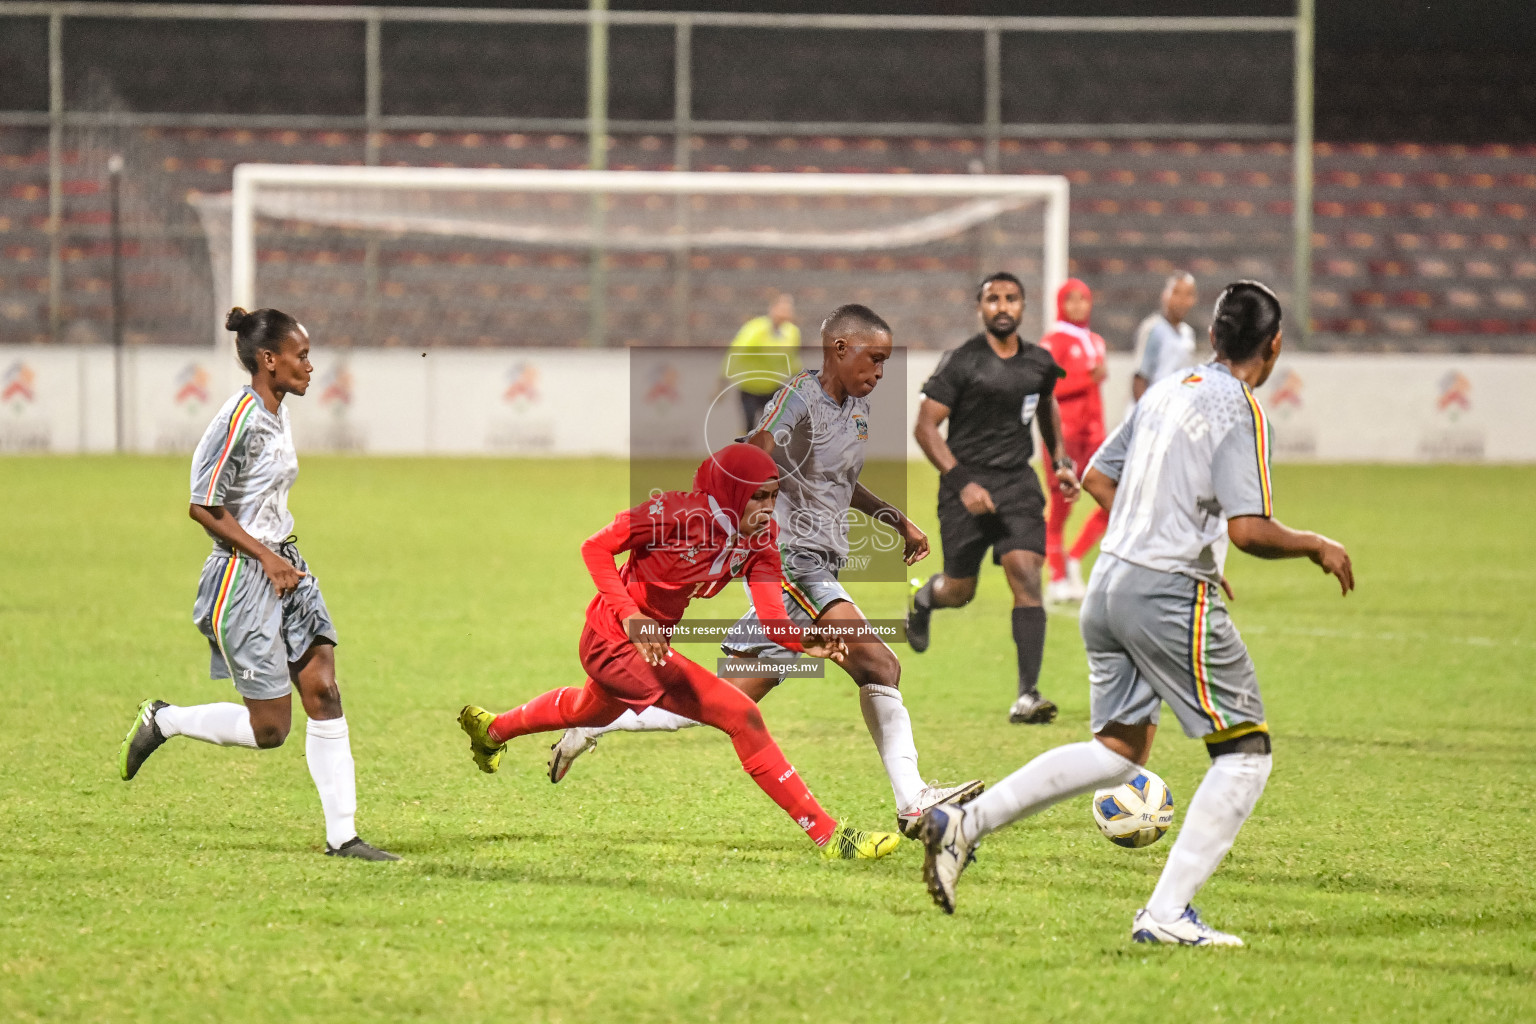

{"left": 1210, "top": 281, "right": 1282, "bottom": 362}
{"left": 225, "top": 306, "right": 300, "bottom": 373}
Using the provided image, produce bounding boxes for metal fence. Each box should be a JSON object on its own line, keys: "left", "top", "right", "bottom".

{"left": 0, "top": 2, "right": 1313, "bottom": 344}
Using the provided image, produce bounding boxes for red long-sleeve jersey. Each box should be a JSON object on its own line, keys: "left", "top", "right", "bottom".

{"left": 580, "top": 491, "right": 804, "bottom": 652}
{"left": 1041, "top": 323, "right": 1107, "bottom": 441}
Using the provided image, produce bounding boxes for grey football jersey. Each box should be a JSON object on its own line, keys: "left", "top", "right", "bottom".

{"left": 1133, "top": 314, "right": 1198, "bottom": 389}
{"left": 1090, "top": 362, "right": 1273, "bottom": 584}
{"left": 752, "top": 370, "right": 871, "bottom": 560}
{"left": 189, "top": 387, "right": 300, "bottom": 551}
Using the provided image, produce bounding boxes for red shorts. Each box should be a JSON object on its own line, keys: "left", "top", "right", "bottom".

{"left": 578, "top": 625, "right": 713, "bottom": 710}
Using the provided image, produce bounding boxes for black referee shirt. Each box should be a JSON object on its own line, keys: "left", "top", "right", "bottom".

{"left": 920, "top": 333, "right": 1063, "bottom": 474}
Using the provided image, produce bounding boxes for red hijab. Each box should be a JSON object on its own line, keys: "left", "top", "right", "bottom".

{"left": 693, "top": 443, "right": 778, "bottom": 524}
{"left": 1055, "top": 278, "right": 1093, "bottom": 327}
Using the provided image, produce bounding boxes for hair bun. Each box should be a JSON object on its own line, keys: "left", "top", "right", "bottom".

{"left": 224, "top": 307, "right": 250, "bottom": 332}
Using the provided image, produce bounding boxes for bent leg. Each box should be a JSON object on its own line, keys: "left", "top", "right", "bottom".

{"left": 156, "top": 700, "right": 265, "bottom": 748}
{"left": 818, "top": 600, "right": 924, "bottom": 812}
{"left": 489, "top": 681, "right": 629, "bottom": 742}
{"left": 655, "top": 653, "right": 836, "bottom": 845}
{"left": 961, "top": 732, "right": 1146, "bottom": 844}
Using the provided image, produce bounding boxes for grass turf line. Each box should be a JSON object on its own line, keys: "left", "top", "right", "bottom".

{"left": 0, "top": 457, "right": 1532, "bottom": 1022}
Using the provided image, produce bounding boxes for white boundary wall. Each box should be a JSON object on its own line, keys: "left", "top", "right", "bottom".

{"left": 2, "top": 346, "right": 1533, "bottom": 463}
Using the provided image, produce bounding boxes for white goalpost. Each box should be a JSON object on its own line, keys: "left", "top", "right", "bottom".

{"left": 206, "top": 165, "right": 1070, "bottom": 350}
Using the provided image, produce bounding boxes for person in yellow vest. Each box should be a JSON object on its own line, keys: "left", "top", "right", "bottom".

{"left": 723, "top": 293, "right": 802, "bottom": 432}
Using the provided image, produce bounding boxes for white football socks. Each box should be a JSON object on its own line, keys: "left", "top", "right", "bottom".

{"left": 305, "top": 716, "right": 358, "bottom": 849}
{"left": 962, "top": 739, "right": 1139, "bottom": 844}
{"left": 597, "top": 706, "right": 700, "bottom": 734}
{"left": 154, "top": 702, "right": 257, "bottom": 748}
{"left": 1145, "top": 751, "right": 1272, "bottom": 922}
{"left": 859, "top": 683, "right": 925, "bottom": 812}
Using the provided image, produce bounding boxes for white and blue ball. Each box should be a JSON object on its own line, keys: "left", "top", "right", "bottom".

{"left": 1091, "top": 770, "right": 1175, "bottom": 849}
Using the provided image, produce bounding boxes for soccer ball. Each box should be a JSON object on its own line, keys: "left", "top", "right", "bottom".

{"left": 1091, "top": 770, "right": 1175, "bottom": 849}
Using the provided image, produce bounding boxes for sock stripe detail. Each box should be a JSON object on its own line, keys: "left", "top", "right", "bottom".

{"left": 1189, "top": 581, "right": 1227, "bottom": 731}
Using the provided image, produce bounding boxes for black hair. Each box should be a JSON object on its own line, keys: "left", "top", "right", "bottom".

{"left": 225, "top": 306, "right": 302, "bottom": 374}
{"left": 975, "top": 271, "right": 1024, "bottom": 303}
{"left": 1209, "top": 281, "right": 1282, "bottom": 363}
{"left": 821, "top": 303, "right": 891, "bottom": 338}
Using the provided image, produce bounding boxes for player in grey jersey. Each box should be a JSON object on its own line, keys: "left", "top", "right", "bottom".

{"left": 551, "top": 305, "right": 983, "bottom": 838}
{"left": 919, "top": 282, "right": 1353, "bottom": 945}
{"left": 116, "top": 306, "right": 396, "bottom": 861}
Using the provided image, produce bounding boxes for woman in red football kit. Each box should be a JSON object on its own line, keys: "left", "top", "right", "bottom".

{"left": 458, "top": 443, "right": 901, "bottom": 859}
{"left": 1042, "top": 278, "right": 1112, "bottom": 601}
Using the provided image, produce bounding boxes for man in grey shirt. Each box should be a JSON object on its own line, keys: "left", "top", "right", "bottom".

{"left": 1132, "top": 272, "right": 1199, "bottom": 402}
{"left": 919, "top": 282, "right": 1354, "bottom": 947}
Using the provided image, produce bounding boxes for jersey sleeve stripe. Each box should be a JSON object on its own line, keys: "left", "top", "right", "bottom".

{"left": 1242, "top": 387, "right": 1274, "bottom": 517}
{"left": 1189, "top": 581, "right": 1227, "bottom": 731}
{"left": 760, "top": 371, "right": 813, "bottom": 431}
{"left": 202, "top": 394, "right": 258, "bottom": 505}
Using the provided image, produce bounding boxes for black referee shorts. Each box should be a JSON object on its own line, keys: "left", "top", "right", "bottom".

{"left": 937, "top": 468, "right": 1047, "bottom": 579}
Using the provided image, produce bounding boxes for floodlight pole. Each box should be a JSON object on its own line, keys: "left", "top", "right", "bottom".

{"left": 671, "top": 19, "right": 693, "bottom": 346}
{"left": 1292, "top": 0, "right": 1314, "bottom": 347}
{"left": 108, "top": 153, "right": 125, "bottom": 452}
{"left": 586, "top": 0, "right": 609, "bottom": 348}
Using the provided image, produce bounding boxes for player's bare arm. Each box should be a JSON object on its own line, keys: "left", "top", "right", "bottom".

{"left": 1035, "top": 394, "right": 1081, "bottom": 501}
{"left": 1082, "top": 466, "right": 1117, "bottom": 512}
{"left": 914, "top": 396, "right": 995, "bottom": 515}
{"left": 1227, "top": 516, "right": 1354, "bottom": 595}
{"left": 850, "top": 482, "right": 928, "bottom": 565}
{"left": 188, "top": 503, "right": 304, "bottom": 596}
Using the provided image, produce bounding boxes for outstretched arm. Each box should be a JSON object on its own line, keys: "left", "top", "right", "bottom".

{"left": 1227, "top": 515, "right": 1354, "bottom": 595}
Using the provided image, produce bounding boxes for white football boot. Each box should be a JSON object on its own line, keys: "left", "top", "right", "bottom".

{"left": 1008, "top": 690, "right": 1058, "bottom": 725}
{"left": 547, "top": 728, "right": 599, "bottom": 784}
{"left": 897, "top": 778, "right": 987, "bottom": 839}
{"left": 1045, "top": 577, "right": 1076, "bottom": 605}
{"left": 1131, "top": 906, "right": 1244, "bottom": 947}
{"left": 920, "top": 802, "right": 978, "bottom": 915}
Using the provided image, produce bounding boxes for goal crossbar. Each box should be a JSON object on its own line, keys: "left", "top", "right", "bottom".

{"left": 229, "top": 164, "right": 1070, "bottom": 342}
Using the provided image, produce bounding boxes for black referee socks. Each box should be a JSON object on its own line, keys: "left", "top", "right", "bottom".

{"left": 1011, "top": 606, "right": 1047, "bottom": 698}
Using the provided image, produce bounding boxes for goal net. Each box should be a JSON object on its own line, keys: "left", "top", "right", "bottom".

{"left": 193, "top": 167, "right": 1069, "bottom": 351}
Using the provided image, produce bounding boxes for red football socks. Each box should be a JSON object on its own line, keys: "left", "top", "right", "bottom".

{"left": 488, "top": 682, "right": 626, "bottom": 743}
{"left": 740, "top": 745, "right": 837, "bottom": 845}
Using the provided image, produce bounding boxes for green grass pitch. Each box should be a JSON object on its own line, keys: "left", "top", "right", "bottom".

{"left": 1, "top": 457, "right": 1533, "bottom": 1022}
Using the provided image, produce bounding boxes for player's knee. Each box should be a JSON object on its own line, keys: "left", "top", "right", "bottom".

{"left": 253, "top": 722, "right": 290, "bottom": 749}
{"left": 939, "top": 578, "right": 976, "bottom": 607}
{"left": 860, "top": 647, "right": 901, "bottom": 689}
{"left": 741, "top": 704, "right": 765, "bottom": 733}
{"left": 302, "top": 680, "right": 343, "bottom": 720}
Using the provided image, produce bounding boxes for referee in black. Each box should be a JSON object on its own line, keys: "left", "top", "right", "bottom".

{"left": 907, "top": 271, "right": 1080, "bottom": 724}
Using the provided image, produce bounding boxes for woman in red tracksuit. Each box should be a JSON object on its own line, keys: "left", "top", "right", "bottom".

{"left": 457, "top": 443, "right": 900, "bottom": 860}
{"left": 1040, "top": 278, "right": 1111, "bottom": 601}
